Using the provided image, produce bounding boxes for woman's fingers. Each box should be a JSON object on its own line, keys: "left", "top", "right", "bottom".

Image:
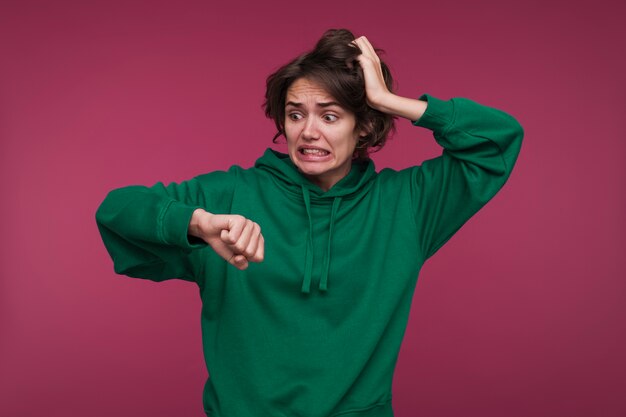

{"left": 354, "top": 36, "right": 377, "bottom": 61}
{"left": 231, "top": 254, "right": 249, "bottom": 270}
{"left": 232, "top": 219, "right": 254, "bottom": 253}
{"left": 218, "top": 215, "right": 245, "bottom": 244}
{"left": 244, "top": 222, "right": 264, "bottom": 262}
{"left": 257, "top": 235, "right": 265, "bottom": 262}
{"left": 217, "top": 215, "right": 264, "bottom": 269}
{"left": 352, "top": 35, "right": 390, "bottom": 110}
{"left": 353, "top": 36, "right": 379, "bottom": 64}
{"left": 202, "top": 213, "right": 264, "bottom": 270}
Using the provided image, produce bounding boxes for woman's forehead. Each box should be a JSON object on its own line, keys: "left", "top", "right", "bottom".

{"left": 286, "top": 78, "right": 336, "bottom": 104}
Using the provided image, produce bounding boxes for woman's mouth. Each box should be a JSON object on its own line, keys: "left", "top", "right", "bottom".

{"left": 297, "top": 147, "right": 332, "bottom": 162}
{"left": 300, "top": 148, "right": 330, "bottom": 156}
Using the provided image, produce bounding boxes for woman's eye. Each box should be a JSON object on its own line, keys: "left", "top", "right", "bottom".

{"left": 288, "top": 113, "right": 303, "bottom": 121}
{"left": 323, "top": 114, "right": 338, "bottom": 122}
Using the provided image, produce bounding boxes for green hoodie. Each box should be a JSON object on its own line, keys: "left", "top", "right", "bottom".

{"left": 96, "top": 94, "right": 523, "bottom": 417}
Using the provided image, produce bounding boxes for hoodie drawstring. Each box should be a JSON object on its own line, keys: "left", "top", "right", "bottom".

{"left": 300, "top": 186, "right": 342, "bottom": 293}
{"left": 301, "top": 186, "right": 314, "bottom": 293}
{"left": 320, "top": 197, "right": 341, "bottom": 291}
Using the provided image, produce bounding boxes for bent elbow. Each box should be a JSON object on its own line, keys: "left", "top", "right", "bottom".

{"left": 510, "top": 118, "right": 525, "bottom": 147}
{"left": 498, "top": 116, "right": 524, "bottom": 179}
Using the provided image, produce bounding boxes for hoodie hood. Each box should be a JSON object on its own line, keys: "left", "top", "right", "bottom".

{"left": 255, "top": 148, "right": 376, "bottom": 199}
{"left": 255, "top": 148, "right": 377, "bottom": 293}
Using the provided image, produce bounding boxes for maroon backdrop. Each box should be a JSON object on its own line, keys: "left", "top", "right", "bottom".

{"left": 1, "top": 0, "right": 625, "bottom": 416}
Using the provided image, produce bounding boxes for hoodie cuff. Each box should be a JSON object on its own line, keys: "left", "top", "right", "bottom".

{"left": 158, "top": 200, "right": 207, "bottom": 253}
{"left": 412, "top": 93, "right": 455, "bottom": 134}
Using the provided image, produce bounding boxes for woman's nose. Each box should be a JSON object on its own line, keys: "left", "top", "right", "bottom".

{"left": 301, "top": 118, "right": 320, "bottom": 140}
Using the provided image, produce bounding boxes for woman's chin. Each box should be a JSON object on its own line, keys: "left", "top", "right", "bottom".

{"left": 291, "top": 153, "right": 330, "bottom": 174}
{"left": 298, "top": 167, "right": 327, "bottom": 180}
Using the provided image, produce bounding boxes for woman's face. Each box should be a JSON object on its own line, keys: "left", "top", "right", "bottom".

{"left": 284, "top": 77, "right": 366, "bottom": 191}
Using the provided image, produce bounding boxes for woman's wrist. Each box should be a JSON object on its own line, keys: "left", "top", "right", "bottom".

{"left": 373, "top": 93, "right": 428, "bottom": 122}
{"left": 188, "top": 208, "right": 209, "bottom": 238}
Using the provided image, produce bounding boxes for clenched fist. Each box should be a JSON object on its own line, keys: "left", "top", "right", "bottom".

{"left": 188, "top": 208, "right": 264, "bottom": 270}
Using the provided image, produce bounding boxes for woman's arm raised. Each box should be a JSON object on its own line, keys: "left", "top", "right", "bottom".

{"left": 352, "top": 36, "right": 428, "bottom": 122}
{"left": 354, "top": 35, "right": 524, "bottom": 260}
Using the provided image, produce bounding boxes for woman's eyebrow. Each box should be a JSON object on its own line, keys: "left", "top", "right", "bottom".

{"left": 318, "top": 101, "right": 341, "bottom": 108}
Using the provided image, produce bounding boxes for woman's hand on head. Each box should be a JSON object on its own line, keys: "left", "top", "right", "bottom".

{"left": 352, "top": 36, "right": 392, "bottom": 111}
{"left": 188, "top": 209, "right": 264, "bottom": 270}
{"left": 352, "top": 35, "right": 428, "bottom": 122}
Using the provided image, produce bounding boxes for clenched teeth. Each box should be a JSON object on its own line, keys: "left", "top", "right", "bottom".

{"left": 301, "top": 148, "right": 329, "bottom": 155}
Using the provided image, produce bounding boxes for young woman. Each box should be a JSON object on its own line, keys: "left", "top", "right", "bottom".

{"left": 96, "top": 29, "right": 523, "bottom": 417}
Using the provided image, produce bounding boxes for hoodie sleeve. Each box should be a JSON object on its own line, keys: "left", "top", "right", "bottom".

{"left": 408, "top": 94, "right": 524, "bottom": 260}
{"left": 95, "top": 170, "right": 237, "bottom": 282}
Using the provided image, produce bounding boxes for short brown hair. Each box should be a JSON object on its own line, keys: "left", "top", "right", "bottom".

{"left": 263, "top": 29, "right": 396, "bottom": 160}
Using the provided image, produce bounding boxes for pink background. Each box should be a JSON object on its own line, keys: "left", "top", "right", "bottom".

{"left": 1, "top": 0, "right": 625, "bottom": 416}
